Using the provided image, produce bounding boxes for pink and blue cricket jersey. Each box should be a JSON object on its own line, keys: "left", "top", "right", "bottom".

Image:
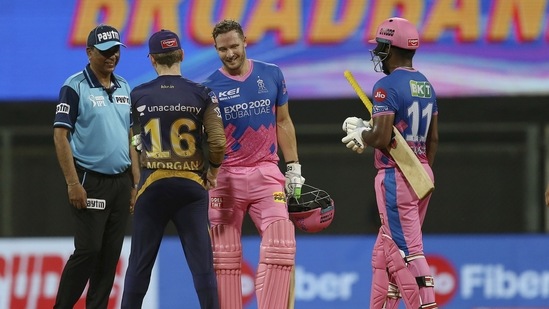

{"left": 372, "top": 67, "right": 438, "bottom": 255}
{"left": 203, "top": 59, "right": 290, "bottom": 232}
{"left": 203, "top": 59, "right": 289, "bottom": 167}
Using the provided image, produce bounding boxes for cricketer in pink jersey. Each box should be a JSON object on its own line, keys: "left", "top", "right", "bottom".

{"left": 342, "top": 17, "right": 439, "bottom": 309}
{"left": 202, "top": 19, "right": 304, "bottom": 309}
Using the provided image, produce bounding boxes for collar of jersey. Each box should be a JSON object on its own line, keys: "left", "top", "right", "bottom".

{"left": 83, "top": 64, "right": 122, "bottom": 89}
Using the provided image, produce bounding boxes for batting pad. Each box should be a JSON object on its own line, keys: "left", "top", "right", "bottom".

{"left": 382, "top": 233, "right": 421, "bottom": 309}
{"left": 256, "top": 219, "right": 296, "bottom": 309}
{"left": 210, "top": 224, "right": 242, "bottom": 309}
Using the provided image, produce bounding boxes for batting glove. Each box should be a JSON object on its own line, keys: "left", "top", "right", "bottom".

{"left": 285, "top": 162, "right": 305, "bottom": 198}
{"left": 342, "top": 117, "right": 370, "bottom": 134}
{"left": 341, "top": 124, "right": 371, "bottom": 154}
{"left": 131, "top": 134, "right": 142, "bottom": 152}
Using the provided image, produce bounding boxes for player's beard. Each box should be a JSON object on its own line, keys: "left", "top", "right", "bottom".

{"left": 223, "top": 51, "right": 246, "bottom": 75}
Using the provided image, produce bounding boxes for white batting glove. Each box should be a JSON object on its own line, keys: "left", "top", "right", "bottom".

{"left": 285, "top": 163, "right": 305, "bottom": 198}
{"left": 131, "top": 134, "right": 142, "bottom": 152}
{"left": 341, "top": 125, "right": 371, "bottom": 154}
{"left": 342, "top": 117, "right": 370, "bottom": 134}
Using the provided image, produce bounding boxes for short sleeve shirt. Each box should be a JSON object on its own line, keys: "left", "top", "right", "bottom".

{"left": 371, "top": 68, "right": 438, "bottom": 169}
{"left": 53, "top": 64, "right": 132, "bottom": 174}
{"left": 203, "top": 59, "right": 289, "bottom": 167}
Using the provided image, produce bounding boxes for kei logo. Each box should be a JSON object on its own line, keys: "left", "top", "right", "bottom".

{"left": 218, "top": 87, "right": 240, "bottom": 98}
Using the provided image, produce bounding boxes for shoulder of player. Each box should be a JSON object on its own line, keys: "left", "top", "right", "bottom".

{"left": 132, "top": 77, "right": 209, "bottom": 96}
{"left": 202, "top": 68, "right": 225, "bottom": 86}
{"left": 171, "top": 77, "right": 212, "bottom": 97}
{"left": 250, "top": 59, "right": 280, "bottom": 71}
{"left": 372, "top": 75, "right": 391, "bottom": 90}
{"left": 112, "top": 73, "right": 130, "bottom": 87}
{"left": 180, "top": 76, "right": 204, "bottom": 88}
{"left": 63, "top": 70, "right": 87, "bottom": 88}
{"left": 376, "top": 71, "right": 408, "bottom": 88}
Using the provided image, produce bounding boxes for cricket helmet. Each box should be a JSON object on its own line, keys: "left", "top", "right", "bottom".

{"left": 368, "top": 17, "right": 420, "bottom": 50}
{"left": 287, "top": 184, "right": 334, "bottom": 233}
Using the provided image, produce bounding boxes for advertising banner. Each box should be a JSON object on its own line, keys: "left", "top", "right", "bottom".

{"left": 158, "top": 234, "right": 549, "bottom": 309}
{"left": 1, "top": 0, "right": 548, "bottom": 101}
{"left": 1, "top": 235, "right": 549, "bottom": 308}
{"left": 0, "top": 238, "right": 157, "bottom": 309}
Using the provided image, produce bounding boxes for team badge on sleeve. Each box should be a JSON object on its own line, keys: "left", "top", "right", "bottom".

{"left": 214, "top": 107, "right": 221, "bottom": 118}
{"left": 208, "top": 91, "right": 219, "bottom": 104}
{"left": 373, "top": 88, "right": 387, "bottom": 102}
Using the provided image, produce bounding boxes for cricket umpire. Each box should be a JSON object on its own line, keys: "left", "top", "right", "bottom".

{"left": 53, "top": 24, "right": 139, "bottom": 308}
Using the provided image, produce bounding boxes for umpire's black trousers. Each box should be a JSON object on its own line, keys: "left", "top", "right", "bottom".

{"left": 54, "top": 167, "right": 131, "bottom": 309}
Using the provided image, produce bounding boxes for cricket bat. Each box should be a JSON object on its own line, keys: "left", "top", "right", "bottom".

{"left": 287, "top": 266, "right": 295, "bottom": 309}
{"left": 343, "top": 70, "right": 434, "bottom": 199}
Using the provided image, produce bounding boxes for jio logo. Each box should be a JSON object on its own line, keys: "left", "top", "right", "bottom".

{"left": 427, "top": 254, "right": 458, "bottom": 306}
{"left": 241, "top": 259, "right": 256, "bottom": 305}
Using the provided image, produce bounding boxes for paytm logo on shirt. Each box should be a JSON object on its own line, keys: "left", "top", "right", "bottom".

{"left": 56, "top": 103, "right": 70, "bottom": 114}
{"left": 114, "top": 95, "right": 130, "bottom": 105}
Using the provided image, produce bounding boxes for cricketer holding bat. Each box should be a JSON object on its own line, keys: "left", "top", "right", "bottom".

{"left": 341, "top": 17, "right": 439, "bottom": 309}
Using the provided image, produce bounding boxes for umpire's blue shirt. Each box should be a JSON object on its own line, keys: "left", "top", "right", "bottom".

{"left": 54, "top": 64, "right": 132, "bottom": 174}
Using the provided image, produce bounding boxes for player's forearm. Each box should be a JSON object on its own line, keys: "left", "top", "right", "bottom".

{"left": 205, "top": 127, "right": 226, "bottom": 167}
{"left": 426, "top": 141, "right": 438, "bottom": 166}
{"left": 204, "top": 106, "right": 227, "bottom": 166}
{"left": 53, "top": 128, "right": 79, "bottom": 185}
{"left": 277, "top": 119, "right": 299, "bottom": 163}
{"left": 426, "top": 129, "right": 439, "bottom": 166}
{"left": 362, "top": 125, "right": 393, "bottom": 149}
{"left": 362, "top": 115, "right": 395, "bottom": 149}
{"left": 426, "top": 115, "right": 439, "bottom": 166}
{"left": 129, "top": 138, "right": 140, "bottom": 185}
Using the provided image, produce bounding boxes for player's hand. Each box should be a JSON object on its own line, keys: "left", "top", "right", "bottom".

{"left": 285, "top": 163, "right": 305, "bottom": 198}
{"left": 341, "top": 125, "right": 370, "bottom": 154}
{"left": 342, "top": 117, "right": 370, "bottom": 134}
{"left": 131, "top": 134, "right": 142, "bottom": 152}
{"left": 205, "top": 168, "right": 219, "bottom": 190}
{"left": 129, "top": 185, "right": 138, "bottom": 214}
{"left": 68, "top": 183, "right": 87, "bottom": 209}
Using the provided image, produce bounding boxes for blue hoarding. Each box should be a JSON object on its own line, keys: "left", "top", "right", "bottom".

{"left": 157, "top": 234, "right": 549, "bottom": 308}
